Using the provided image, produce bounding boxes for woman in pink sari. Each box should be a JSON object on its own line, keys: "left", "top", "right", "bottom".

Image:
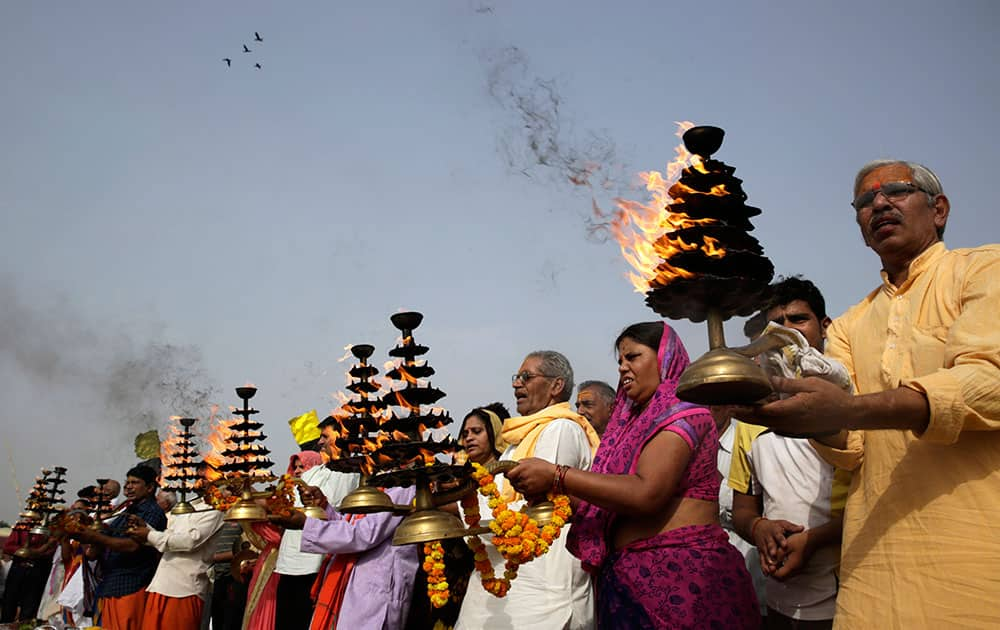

{"left": 508, "top": 322, "right": 759, "bottom": 629}
{"left": 243, "top": 450, "right": 325, "bottom": 630}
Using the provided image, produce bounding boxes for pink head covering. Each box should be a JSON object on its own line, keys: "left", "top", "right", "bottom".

{"left": 287, "top": 450, "right": 324, "bottom": 475}
{"left": 567, "top": 322, "right": 702, "bottom": 569}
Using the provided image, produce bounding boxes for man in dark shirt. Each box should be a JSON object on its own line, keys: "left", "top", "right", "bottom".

{"left": 71, "top": 464, "right": 166, "bottom": 628}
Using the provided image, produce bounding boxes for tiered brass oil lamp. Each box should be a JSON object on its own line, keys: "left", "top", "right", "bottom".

{"left": 29, "top": 467, "right": 67, "bottom": 536}
{"left": 639, "top": 125, "right": 777, "bottom": 404}
{"left": 160, "top": 417, "right": 203, "bottom": 515}
{"left": 91, "top": 477, "right": 116, "bottom": 526}
{"left": 338, "top": 311, "right": 471, "bottom": 545}
{"left": 219, "top": 386, "right": 276, "bottom": 524}
{"left": 327, "top": 344, "right": 404, "bottom": 515}
{"left": 16, "top": 466, "right": 67, "bottom": 556}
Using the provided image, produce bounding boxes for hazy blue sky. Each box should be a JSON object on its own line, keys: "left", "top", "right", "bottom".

{"left": 2, "top": 1, "right": 998, "bottom": 521}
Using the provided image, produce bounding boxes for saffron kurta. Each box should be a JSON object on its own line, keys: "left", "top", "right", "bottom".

{"left": 816, "top": 243, "right": 1000, "bottom": 628}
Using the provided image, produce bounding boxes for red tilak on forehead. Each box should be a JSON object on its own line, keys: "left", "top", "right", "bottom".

{"left": 872, "top": 182, "right": 882, "bottom": 191}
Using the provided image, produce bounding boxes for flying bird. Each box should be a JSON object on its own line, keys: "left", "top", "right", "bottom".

{"left": 223, "top": 58, "right": 232, "bottom": 67}
{"left": 254, "top": 63, "right": 262, "bottom": 69}
{"left": 243, "top": 44, "right": 251, "bottom": 53}
{"left": 254, "top": 32, "right": 263, "bottom": 42}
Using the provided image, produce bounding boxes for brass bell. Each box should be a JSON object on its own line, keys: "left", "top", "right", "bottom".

{"left": 171, "top": 501, "right": 196, "bottom": 515}
{"left": 299, "top": 505, "right": 328, "bottom": 520}
{"left": 522, "top": 500, "right": 555, "bottom": 527}
{"left": 676, "top": 309, "right": 780, "bottom": 405}
{"left": 224, "top": 490, "right": 268, "bottom": 522}
{"left": 338, "top": 484, "right": 397, "bottom": 514}
{"left": 392, "top": 508, "right": 468, "bottom": 545}
{"left": 29, "top": 524, "right": 50, "bottom": 537}
{"left": 392, "top": 478, "right": 467, "bottom": 545}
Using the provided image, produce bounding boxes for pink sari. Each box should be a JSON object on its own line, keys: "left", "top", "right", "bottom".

{"left": 567, "top": 323, "right": 759, "bottom": 629}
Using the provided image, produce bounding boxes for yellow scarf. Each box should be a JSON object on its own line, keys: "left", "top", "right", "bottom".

{"left": 499, "top": 402, "right": 601, "bottom": 500}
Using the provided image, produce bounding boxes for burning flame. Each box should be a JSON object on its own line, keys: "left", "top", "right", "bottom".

{"left": 337, "top": 344, "right": 353, "bottom": 363}
{"left": 334, "top": 391, "right": 353, "bottom": 406}
{"left": 394, "top": 366, "right": 420, "bottom": 386}
{"left": 202, "top": 417, "right": 238, "bottom": 481}
{"left": 599, "top": 121, "right": 729, "bottom": 292}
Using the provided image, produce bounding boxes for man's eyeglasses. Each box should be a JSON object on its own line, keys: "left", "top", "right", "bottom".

{"left": 511, "top": 372, "right": 556, "bottom": 385}
{"left": 852, "top": 181, "right": 928, "bottom": 211}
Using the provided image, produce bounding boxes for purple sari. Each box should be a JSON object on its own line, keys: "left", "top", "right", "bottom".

{"left": 567, "top": 323, "right": 760, "bottom": 629}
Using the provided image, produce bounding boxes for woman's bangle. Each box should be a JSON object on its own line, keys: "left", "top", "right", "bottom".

{"left": 556, "top": 465, "right": 570, "bottom": 494}
{"left": 551, "top": 464, "right": 569, "bottom": 494}
{"left": 749, "top": 516, "right": 765, "bottom": 541}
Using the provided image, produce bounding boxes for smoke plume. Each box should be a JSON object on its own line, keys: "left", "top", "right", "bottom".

{"left": 484, "top": 46, "right": 631, "bottom": 201}
{"left": 0, "top": 276, "right": 219, "bottom": 438}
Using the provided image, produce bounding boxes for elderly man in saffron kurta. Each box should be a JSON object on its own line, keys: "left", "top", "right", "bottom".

{"left": 735, "top": 159, "right": 1000, "bottom": 628}
{"left": 126, "top": 495, "right": 224, "bottom": 630}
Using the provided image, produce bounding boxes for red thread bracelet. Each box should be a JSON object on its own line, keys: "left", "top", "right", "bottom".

{"left": 749, "top": 516, "right": 765, "bottom": 541}
{"left": 557, "top": 465, "right": 570, "bottom": 494}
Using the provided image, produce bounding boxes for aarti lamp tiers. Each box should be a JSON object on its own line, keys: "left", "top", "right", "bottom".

{"left": 645, "top": 124, "right": 776, "bottom": 404}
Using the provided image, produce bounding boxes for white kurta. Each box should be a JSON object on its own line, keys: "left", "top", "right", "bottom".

{"left": 455, "top": 418, "right": 595, "bottom": 630}
{"left": 146, "top": 497, "right": 226, "bottom": 600}
{"left": 275, "top": 466, "right": 359, "bottom": 576}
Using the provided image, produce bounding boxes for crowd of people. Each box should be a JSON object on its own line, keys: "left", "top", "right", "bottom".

{"left": 1, "top": 158, "right": 997, "bottom": 629}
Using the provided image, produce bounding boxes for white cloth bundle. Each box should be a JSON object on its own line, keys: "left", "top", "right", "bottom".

{"left": 756, "top": 322, "right": 853, "bottom": 394}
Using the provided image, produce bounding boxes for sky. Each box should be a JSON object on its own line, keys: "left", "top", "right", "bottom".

{"left": 2, "top": 0, "right": 998, "bottom": 522}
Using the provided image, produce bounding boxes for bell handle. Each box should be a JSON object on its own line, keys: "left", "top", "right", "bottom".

{"left": 730, "top": 330, "right": 787, "bottom": 358}
{"left": 428, "top": 460, "right": 519, "bottom": 507}
{"left": 485, "top": 460, "right": 517, "bottom": 476}
{"left": 429, "top": 477, "right": 476, "bottom": 507}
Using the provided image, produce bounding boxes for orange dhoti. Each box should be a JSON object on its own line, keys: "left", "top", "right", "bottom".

{"left": 141, "top": 591, "right": 204, "bottom": 630}
{"left": 98, "top": 589, "right": 148, "bottom": 630}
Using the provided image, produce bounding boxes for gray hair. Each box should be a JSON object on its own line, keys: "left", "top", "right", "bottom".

{"left": 578, "top": 380, "right": 616, "bottom": 403}
{"left": 526, "top": 350, "right": 574, "bottom": 402}
{"left": 157, "top": 490, "right": 177, "bottom": 511}
{"left": 853, "top": 159, "right": 947, "bottom": 237}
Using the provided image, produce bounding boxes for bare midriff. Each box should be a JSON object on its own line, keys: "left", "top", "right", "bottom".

{"left": 610, "top": 495, "right": 718, "bottom": 550}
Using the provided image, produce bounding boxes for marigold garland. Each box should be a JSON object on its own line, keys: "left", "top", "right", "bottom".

{"left": 202, "top": 478, "right": 240, "bottom": 512}
{"left": 423, "top": 541, "right": 450, "bottom": 608}
{"left": 455, "top": 462, "right": 572, "bottom": 599}
{"left": 264, "top": 474, "right": 296, "bottom": 518}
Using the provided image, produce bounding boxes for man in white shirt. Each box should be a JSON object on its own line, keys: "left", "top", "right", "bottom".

{"left": 456, "top": 350, "right": 599, "bottom": 630}
{"left": 127, "top": 495, "right": 224, "bottom": 630}
{"left": 713, "top": 409, "right": 767, "bottom": 616}
{"left": 729, "top": 278, "right": 848, "bottom": 629}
